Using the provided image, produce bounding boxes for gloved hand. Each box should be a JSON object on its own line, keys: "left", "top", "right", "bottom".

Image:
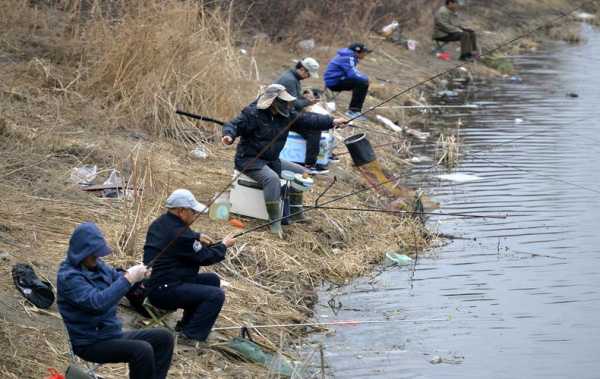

{"left": 124, "top": 264, "right": 148, "bottom": 284}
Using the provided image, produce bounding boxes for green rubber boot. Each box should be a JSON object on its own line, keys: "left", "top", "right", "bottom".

{"left": 265, "top": 201, "right": 284, "bottom": 239}
{"left": 289, "top": 192, "right": 311, "bottom": 224}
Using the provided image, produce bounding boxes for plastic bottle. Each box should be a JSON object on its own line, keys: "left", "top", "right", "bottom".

{"left": 209, "top": 193, "right": 231, "bottom": 221}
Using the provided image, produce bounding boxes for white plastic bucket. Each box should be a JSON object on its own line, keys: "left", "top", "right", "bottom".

{"left": 279, "top": 131, "right": 333, "bottom": 166}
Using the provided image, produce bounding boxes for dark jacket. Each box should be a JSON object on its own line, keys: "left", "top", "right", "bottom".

{"left": 433, "top": 5, "right": 462, "bottom": 39}
{"left": 143, "top": 212, "right": 227, "bottom": 289}
{"left": 275, "top": 69, "right": 311, "bottom": 111}
{"left": 222, "top": 101, "right": 334, "bottom": 173}
{"left": 324, "top": 48, "right": 369, "bottom": 88}
{"left": 57, "top": 223, "right": 131, "bottom": 348}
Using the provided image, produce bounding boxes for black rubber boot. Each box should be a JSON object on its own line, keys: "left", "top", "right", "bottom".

{"left": 289, "top": 192, "right": 311, "bottom": 224}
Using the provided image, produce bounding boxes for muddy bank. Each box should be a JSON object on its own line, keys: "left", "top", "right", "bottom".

{"left": 0, "top": 0, "right": 597, "bottom": 377}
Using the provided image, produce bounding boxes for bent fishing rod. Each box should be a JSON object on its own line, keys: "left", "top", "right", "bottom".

{"left": 152, "top": 0, "right": 592, "bottom": 266}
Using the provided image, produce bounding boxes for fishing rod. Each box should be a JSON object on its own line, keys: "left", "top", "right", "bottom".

{"left": 377, "top": 104, "right": 480, "bottom": 109}
{"left": 212, "top": 318, "right": 450, "bottom": 331}
{"left": 176, "top": 109, "right": 225, "bottom": 125}
{"left": 309, "top": 205, "right": 507, "bottom": 219}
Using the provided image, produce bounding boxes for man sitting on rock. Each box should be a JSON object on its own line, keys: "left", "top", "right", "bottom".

{"left": 222, "top": 84, "right": 347, "bottom": 237}
{"left": 324, "top": 42, "right": 371, "bottom": 121}
{"left": 276, "top": 57, "right": 330, "bottom": 175}
{"left": 433, "top": 0, "right": 479, "bottom": 61}
{"left": 57, "top": 222, "right": 174, "bottom": 379}
{"left": 143, "top": 189, "right": 236, "bottom": 347}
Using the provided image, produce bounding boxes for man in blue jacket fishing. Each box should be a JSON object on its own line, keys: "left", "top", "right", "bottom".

{"left": 57, "top": 222, "right": 174, "bottom": 379}
{"left": 324, "top": 42, "right": 371, "bottom": 120}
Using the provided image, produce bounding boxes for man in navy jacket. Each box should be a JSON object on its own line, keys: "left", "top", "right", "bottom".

{"left": 143, "top": 189, "right": 236, "bottom": 344}
{"left": 324, "top": 43, "right": 371, "bottom": 120}
{"left": 57, "top": 222, "right": 174, "bottom": 379}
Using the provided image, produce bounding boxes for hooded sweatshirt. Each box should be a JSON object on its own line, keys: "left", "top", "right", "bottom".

{"left": 57, "top": 222, "right": 131, "bottom": 347}
{"left": 323, "top": 48, "right": 369, "bottom": 88}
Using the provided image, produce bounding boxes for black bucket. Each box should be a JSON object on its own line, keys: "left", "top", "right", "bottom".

{"left": 344, "top": 133, "right": 376, "bottom": 167}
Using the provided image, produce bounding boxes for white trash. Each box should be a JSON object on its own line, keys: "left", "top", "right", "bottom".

{"left": 406, "top": 39, "right": 417, "bottom": 51}
{"left": 297, "top": 39, "right": 316, "bottom": 51}
{"left": 381, "top": 20, "right": 400, "bottom": 37}
{"left": 191, "top": 145, "right": 209, "bottom": 159}
{"left": 437, "top": 173, "right": 482, "bottom": 183}
{"left": 70, "top": 165, "right": 97, "bottom": 185}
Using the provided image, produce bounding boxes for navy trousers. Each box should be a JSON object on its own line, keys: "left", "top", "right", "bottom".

{"left": 327, "top": 77, "right": 369, "bottom": 112}
{"left": 74, "top": 328, "right": 174, "bottom": 379}
{"left": 148, "top": 273, "right": 224, "bottom": 341}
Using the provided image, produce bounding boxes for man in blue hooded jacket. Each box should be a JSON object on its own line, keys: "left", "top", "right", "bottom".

{"left": 324, "top": 43, "right": 371, "bottom": 120}
{"left": 57, "top": 222, "right": 174, "bottom": 379}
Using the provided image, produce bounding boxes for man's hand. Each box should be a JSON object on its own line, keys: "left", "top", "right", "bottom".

{"left": 221, "top": 136, "right": 234, "bottom": 145}
{"left": 124, "top": 264, "right": 149, "bottom": 284}
{"left": 333, "top": 117, "right": 349, "bottom": 129}
{"left": 222, "top": 234, "right": 237, "bottom": 248}
{"left": 303, "top": 92, "right": 318, "bottom": 105}
{"left": 199, "top": 234, "right": 215, "bottom": 245}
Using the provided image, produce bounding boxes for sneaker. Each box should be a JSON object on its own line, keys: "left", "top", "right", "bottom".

{"left": 304, "top": 164, "right": 329, "bottom": 175}
{"left": 329, "top": 154, "right": 340, "bottom": 163}
{"left": 345, "top": 110, "right": 368, "bottom": 122}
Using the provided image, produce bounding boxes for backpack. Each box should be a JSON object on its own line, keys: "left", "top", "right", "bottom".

{"left": 12, "top": 263, "right": 55, "bottom": 309}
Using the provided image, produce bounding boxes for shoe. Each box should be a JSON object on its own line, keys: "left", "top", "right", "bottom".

{"left": 304, "top": 164, "right": 329, "bottom": 175}
{"left": 265, "top": 201, "right": 284, "bottom": 239}
{"left": 329, "top": 154, "right": 340, "bottom": 163}
{"left": 459, "top": 53, "right": 474, "bottom": 62}
{"left": 345, "top": 110, "right": 368, "bottom": 122}
{"left": 178, "top": 334, "right": 208, "bottom": 350}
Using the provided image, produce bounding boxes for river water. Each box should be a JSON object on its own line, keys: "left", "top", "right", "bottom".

{"left": 315, "top": 25, "right": 600, "bottom": 378}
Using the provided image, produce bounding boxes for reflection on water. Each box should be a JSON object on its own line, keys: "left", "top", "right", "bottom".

{"left": 316, "top": 26, "right": 600, "bottom": 378}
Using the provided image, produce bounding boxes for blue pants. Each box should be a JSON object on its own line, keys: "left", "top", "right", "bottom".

{"left": 74, "top": 329, "right": 174, "bottom": 379}
{"left": 148, "top": 273, "right": 224, "bottom": 341}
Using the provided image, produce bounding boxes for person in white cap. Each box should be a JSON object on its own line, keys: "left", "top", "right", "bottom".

{"left": 222, "top": 84, "right": 347, "bottom": 238}
{"left": 142, "top": 189, "right": 236, "bottom": 346}
{"left": 275, "top": 58, "right": 331, "bottom": 175}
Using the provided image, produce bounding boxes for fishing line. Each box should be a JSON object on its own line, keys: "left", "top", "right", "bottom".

{"left": 473, "top": 155, "right": 600, "bottom": 195}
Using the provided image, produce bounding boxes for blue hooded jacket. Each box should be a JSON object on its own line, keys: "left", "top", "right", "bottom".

{"left": 324, "top": 48, "right": 369, "bottom": 88}
{"left": 57, "top": 222, "right": 131, "bottom": 347}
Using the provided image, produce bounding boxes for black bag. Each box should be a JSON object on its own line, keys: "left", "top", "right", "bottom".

{"left": 115, "top": 268, "right": 151, "bottom": 318}
{"left": 125, "top": 280, "right": 151, "bottom": 318}
{"left": 12, "top": 263, "right": 55, "bottom": 309}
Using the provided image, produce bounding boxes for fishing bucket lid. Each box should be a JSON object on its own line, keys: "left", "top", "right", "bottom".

{"left": 257, "top": 84, "right": 296, "bottom": 110}
{"left": 12, "top": 263, "right": 55, "bottom": 309}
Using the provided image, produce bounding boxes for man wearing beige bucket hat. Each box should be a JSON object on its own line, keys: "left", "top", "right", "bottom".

{"left": 222, "top": 84, "right": 347, "bottom": 238}
{"left": 276, "top": 57, "right": 331, "bottom": 175}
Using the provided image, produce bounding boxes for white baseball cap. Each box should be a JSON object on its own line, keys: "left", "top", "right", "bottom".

{"left": 165, "top": 189, "right": 207, "bottom": 213}
{"left": 300, "top": 57, "right": 320, "bottom": 78}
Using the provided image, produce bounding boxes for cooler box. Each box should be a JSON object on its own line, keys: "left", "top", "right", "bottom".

{"left": 279, "top": 131, "right": 334, "bottom": 166}
{"left": 230, "top": 171, "right": 284, "bottom": 220}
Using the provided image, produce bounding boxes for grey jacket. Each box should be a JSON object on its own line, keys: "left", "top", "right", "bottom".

{"left": 275, "top": 69, "right": 311, "bottom": 111}
{"left": 433, "top": 5, "right": 462, "bottom": 39}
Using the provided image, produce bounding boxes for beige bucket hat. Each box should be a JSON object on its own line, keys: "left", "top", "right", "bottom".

{"left": 257, "top": 84, "right": 296, "bottom": 110}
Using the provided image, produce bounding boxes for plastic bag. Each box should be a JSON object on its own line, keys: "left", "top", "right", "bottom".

{"left": 70, "top": 165, "right": 97, "bottom": 185}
